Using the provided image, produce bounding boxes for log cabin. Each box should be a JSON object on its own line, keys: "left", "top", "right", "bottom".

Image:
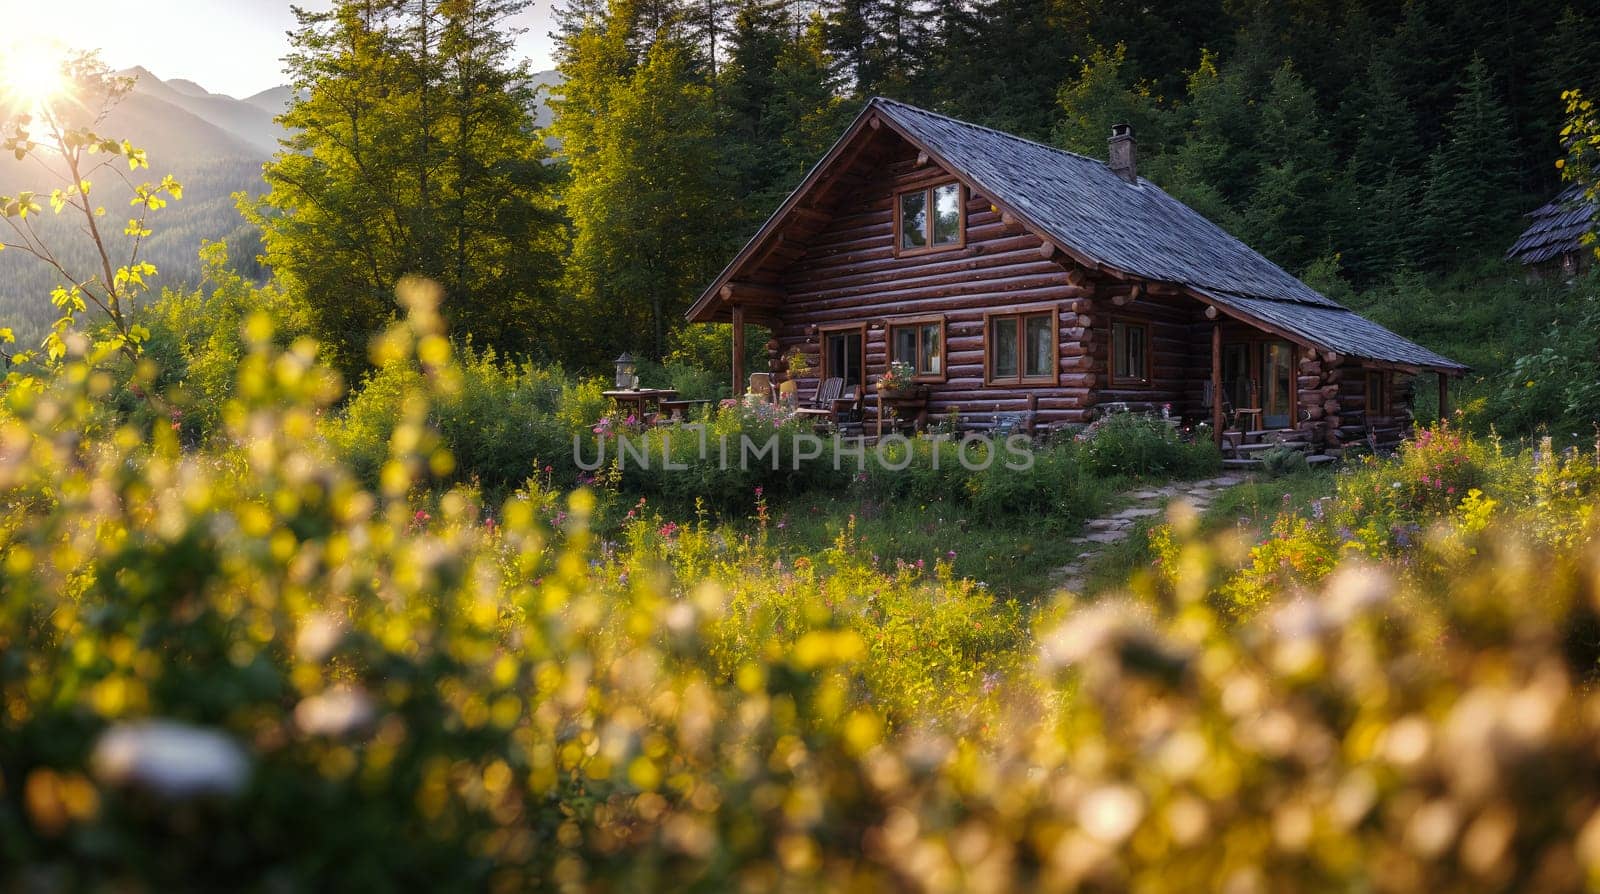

{"left": 686, "top": 98, "right": 1468, "bottom": 455}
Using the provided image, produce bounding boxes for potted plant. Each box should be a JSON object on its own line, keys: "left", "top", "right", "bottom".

{"left": 784, "top": 348, "right": 812, "bottom": 381}
{"left": 877, "top": 360, "right": 919, "bottom": 398}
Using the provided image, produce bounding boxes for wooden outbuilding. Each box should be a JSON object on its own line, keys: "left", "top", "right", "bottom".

{"left": 687, "top": 98, "right": 1467, "bottom": 453}
{"left": 1507, "top": 184, "right": 1596, "bottom": 281}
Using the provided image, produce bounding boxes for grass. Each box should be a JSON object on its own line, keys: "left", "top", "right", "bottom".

{"left": 767, "top": 493, "right": 1091, "bottom": 600}
{"left": 1077, "top": 469, "right": 1339, "bottom": 595}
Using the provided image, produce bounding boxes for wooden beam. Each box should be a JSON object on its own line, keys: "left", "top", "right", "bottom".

{"left": 719, "top": 282, "right": 786, "bottom": 306}
{"left": 751, "top": 234, "right": 795, "bottom": 271}
{"left": 731, "top": 304, "right": 746, "bottom": 396}
{"left": 1212, "top": 322, "right": 1224, "bottom": 447}
{"left": 915, "top": 151, "right": 929, "bottom": 167}
{"left": 1039, "top": 242, "right": 1057, "bottom": 260}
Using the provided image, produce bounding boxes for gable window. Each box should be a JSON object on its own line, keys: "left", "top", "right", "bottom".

{"left": 1365, "top": 370, "right": 1389, "bottom": 420}
{"left": 986, "top": 309, "right": 1056, "bottom": 385}
{"left": 1110, "top": 320, "right": 1150, "bottom": 385}
{"left": 888, "top": 317, "right": 945, "bottom": 380}
{"left": 896, "top": 182, "right": 964, "bottom": 254}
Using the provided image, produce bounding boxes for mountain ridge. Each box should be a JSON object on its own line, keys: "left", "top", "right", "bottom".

{"left": 1, "top": 67, "right": 564, "bottom": 345}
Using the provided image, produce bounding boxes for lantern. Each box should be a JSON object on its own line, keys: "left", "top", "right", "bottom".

{"left": 613, "top": 352, "right": 637, "bottom": 390}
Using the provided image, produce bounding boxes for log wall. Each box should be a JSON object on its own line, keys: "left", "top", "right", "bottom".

{"left": 752, "top": 134, "right": 1419, "bottom": 440}
{"left": 769, "top": 146, "right": 1100, "bottom": 426}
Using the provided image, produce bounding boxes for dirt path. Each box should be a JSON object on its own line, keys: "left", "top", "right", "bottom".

{"left": 1052, "top": 474, "right": 1251, "bottom": 593}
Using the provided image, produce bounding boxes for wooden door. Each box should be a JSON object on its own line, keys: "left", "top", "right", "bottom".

{"left": 1260, "top": 341, "right": 1294, "bottom": 428}
{"left": 824, "top": 328, "right": 865, "bottom": 389}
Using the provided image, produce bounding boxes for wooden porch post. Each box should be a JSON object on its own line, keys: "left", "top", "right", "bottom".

{"left": 1438, "top": 372, "right": 1449, "bottom": 422}
{"left": 1211, "top": 321, "right": 1224, "bottom": 447}
{"left": 731, "top": 303, "right": 746, "bottom": 397}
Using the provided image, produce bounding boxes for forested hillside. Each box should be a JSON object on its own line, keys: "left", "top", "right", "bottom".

{"left": 0, "top": 68, "right": 276, "bottom": 344}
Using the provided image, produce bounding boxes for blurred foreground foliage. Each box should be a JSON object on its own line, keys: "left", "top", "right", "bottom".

{"left": 5, "top": 291, "right": 1600, "bottom": 891}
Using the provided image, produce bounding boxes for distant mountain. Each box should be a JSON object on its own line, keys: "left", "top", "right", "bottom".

{"left": 244, "top": 85, "right": 296, "bottom": 117}
{"left": 115, "top": 67, "right": 283, "bottom": 157}
{"left": 0, "top": 69, "right": 280, "bottom": 345}
{"left": 531, "top": 69, "right": 560, "bottom": 129}
{"left": 0, "top": 67, "right": 564, "bottom": 346}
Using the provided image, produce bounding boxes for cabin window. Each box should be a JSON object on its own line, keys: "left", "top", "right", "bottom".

{"left": 1110, "top": 320, "right": 1150, "bottom": 385}
{"left": 986, "top": 310, "right": 1056, "bottom": 385}
{"left": 889, "top": 317, "right": 945, "bottom": 379}
{"left": 1366, "top": 370, "right": 1389, "bottom": 419}
{"left": 821, "top": 326, "right": 865, "bottom": 388}
{"left": 896, "top": 182, "right": 964, "bottom": 254}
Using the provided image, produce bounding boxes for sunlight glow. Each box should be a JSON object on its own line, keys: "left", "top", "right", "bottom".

{"left": 0, "top": 41, "right": 70, "bottom": 114}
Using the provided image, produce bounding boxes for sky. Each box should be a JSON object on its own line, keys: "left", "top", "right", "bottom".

{"left": 0, "top": 0, "right": 560, "bottom": 98}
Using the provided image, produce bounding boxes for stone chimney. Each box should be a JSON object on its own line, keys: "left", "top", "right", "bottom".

{"left": 1108, "top": 123, "right": 1136, "bottom": 182}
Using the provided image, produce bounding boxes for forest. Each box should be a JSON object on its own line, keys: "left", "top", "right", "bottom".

{"left": 4, "top": 0, "right": 1600, "bottom": 888}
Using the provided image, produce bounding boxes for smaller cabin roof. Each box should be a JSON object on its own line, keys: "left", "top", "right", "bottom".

{"left": 1506, "top": 184, "right": 1596, "bottom": 266}
{"left": 691, "top": 97, "right": 1467, "bottom": 374}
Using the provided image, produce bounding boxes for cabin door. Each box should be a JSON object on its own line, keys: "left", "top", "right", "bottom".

{"left": 824, "top": 328, "right": 865, "bottom": 389}
{"left": 1260, "top": 341, "right": 1295, "bottom": 429}
{"left": 1221, "top": 339, "right": 1295, "bottom": 429}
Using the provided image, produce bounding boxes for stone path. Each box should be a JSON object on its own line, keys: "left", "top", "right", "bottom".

{"left": 1052, "top": 475, "right": 1250, "bottom": 593}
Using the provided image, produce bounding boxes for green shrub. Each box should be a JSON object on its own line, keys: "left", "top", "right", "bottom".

{"left": 1080, "top": 411, "right": 1221, "bottom": 477}
{"left": 609, "top": 399, "right": 851, "bottom": 512}
{"left": 1260, "top": 445, "right": 1309, "bottom": 476}
{"left": 323, "top": 344, "right": 609, "bottom": 497}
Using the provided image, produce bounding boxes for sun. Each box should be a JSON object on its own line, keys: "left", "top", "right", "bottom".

{"left": 0, "top": 41, "right": 70, "bottom": 113}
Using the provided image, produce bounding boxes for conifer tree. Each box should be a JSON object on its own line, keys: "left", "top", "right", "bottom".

{"left": 1338, "top": 59, "right": 1426, "bottom": 282}
{"left": 1421, "top": 55, "right": 1521, "bottom": 264}
{"left": 556, "top": 27, "right": 732, "bottom": 361}
{"left": 1240, "top": 62, "right": 1335, "bottom": 271}
{"left": 1157, "top": 50, "right": 1256, "bottom": 233}
{"left": 251, "top": 0, "right": 560, "bottom": 375}
{"left": 921, "top": 0, "right": 1080, "bottom": 140}
{"left": 724, "top": 7, "right": 849, "bottom": 217}
{"left": 1053, "top": 43, "right": 1167, "bottom": 159}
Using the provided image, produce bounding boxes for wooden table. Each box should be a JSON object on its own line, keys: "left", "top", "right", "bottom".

{"left": 603, "top": 388, "right": 678, "bottom": 419}
{"left": 876, "top": 393, "right": 928, "bottom": 437}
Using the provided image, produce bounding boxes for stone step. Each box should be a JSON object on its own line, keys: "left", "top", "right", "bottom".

{"left": 1223, "top": 452, "right": 1336, "bottom": 470}
{"left": 1232, "top": 441, "right": 1310, "bottom": 454}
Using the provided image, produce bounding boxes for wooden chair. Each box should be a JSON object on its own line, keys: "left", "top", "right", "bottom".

{"left": 746, "top": 372, "right": 774, "bottom": 403}
{"left": 1230, "top": 379, "right": 1263, "bottom": 433}
{"left": 794, "top": 377, "right": 858, "bottom": 430}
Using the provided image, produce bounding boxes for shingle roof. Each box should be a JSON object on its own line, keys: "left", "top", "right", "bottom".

{"left": 1191, "top": 289, "right": 1463, "bottom": 371}
{"left": 1506, "top": 184, "right": 1595, "bottom": 266}
{"left": 690, "top": 97, "right": 1467, "bottom": 373}
{"left": 873, "top": 99, "right": 1342, "bottom": 308}
{"left": 870, "top": 99, "right": 1464, "bottom": 373}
